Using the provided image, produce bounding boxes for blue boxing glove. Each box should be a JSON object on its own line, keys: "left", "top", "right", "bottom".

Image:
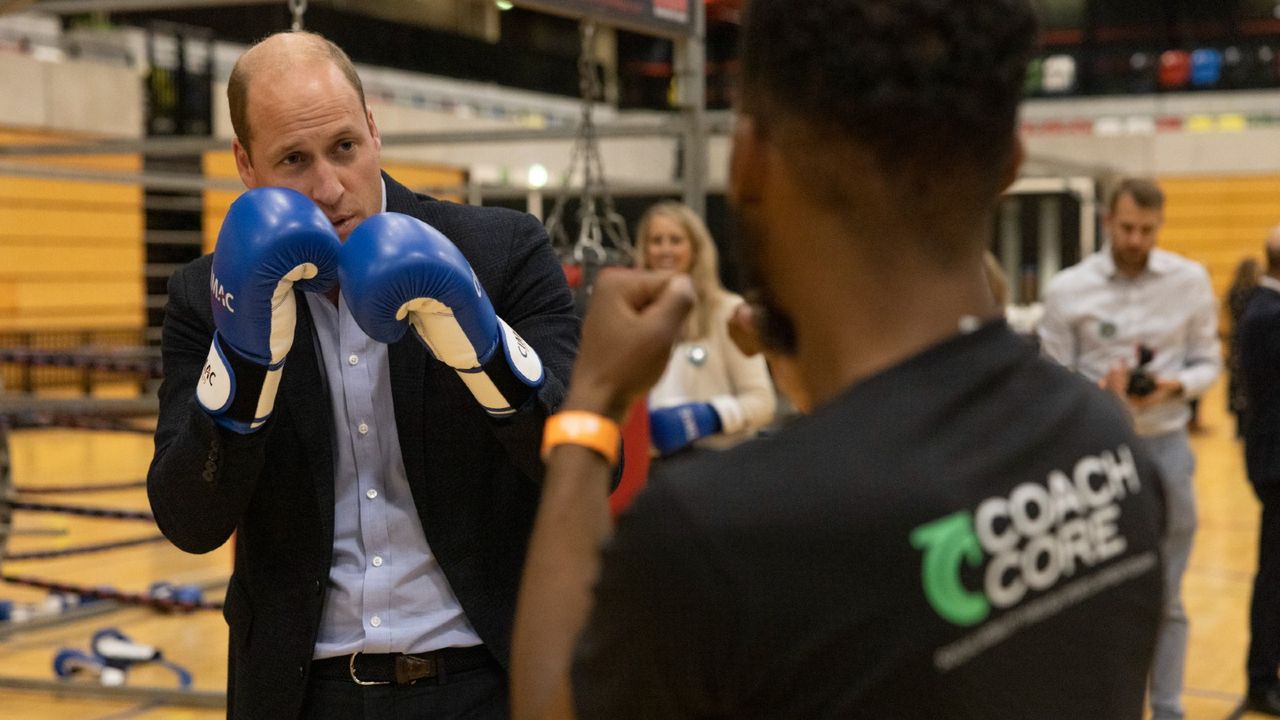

{"left": 649, "top": 402, "right": 723, "bottom": 456}
{"left": 197, "top": 188, "right": 340, "bottom": 433}
{"left": 339, "top": 213, "right": 543, "bottom": 417}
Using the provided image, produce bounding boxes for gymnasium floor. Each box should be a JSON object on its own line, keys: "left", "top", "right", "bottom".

{"left": 0, "top": 378, "right": 1271, "bottom": 719}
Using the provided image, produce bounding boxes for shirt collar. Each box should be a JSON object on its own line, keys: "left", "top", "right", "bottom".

{"left": 1260, "top": 275, "right": 1280, "bottom": 294}
{"left": 1100, "top": 245, "right": 1172, "bottom": 279}
{"left": 380, "top": 177, "right": 387, "bottom": 213}
{"left": 1145, "top": 249, "right": 1175, "bottom": 274}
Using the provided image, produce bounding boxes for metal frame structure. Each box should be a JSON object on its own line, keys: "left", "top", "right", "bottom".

{"left": 2, "top": 0, "right": 713, "bottom": 212}
{"left": 1000, "top": 175, "right": 1099, "bottom": 305}
{"left": 15, "top": 0, "right": 288, "bottom": 13}
{"left": 0, "top": 676, "right": 225, "bottom": 707}
{"left": 0, "top": 114, "right": 734, "bottom": 197}
{"left": 672, "top": 0, "right": 708, "bottom": 216}
{"left": 1008, "top": 176, "right": 1099, "bottom": 260}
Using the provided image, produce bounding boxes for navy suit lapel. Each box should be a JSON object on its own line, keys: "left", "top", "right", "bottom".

{"left": 389, "top": 336, "right": 428, "bottom": 504}
{"left": 383, "top": 172, "right": 431, "bottom": 219}
{"left": 383, "top": 173, "right": 436, "bottom": 517}
{"left": 280, "top": 292, "right": 336, "bottom": 543}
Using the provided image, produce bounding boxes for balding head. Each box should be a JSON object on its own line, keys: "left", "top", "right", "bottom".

{"left": 1266, "top": 225, "right": 1280, "bottom": 275}
{"left": 228, "top": 32, "right": 366, "bottom": 154}
{"left": 226, "top": 31, "right": 383, "bottom": 238}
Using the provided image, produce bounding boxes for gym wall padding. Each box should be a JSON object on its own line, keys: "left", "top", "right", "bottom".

{"left": 1158, "top": 174, "right": 1280, "bottom": 301}
{"left": 0, "top": 129, "right": 143, "bottom": 334}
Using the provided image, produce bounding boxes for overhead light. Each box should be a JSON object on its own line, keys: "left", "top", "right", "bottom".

{"left": 496, "top": 0, "right": 515, "bottom": 10}
{"left": 527, "top": 163, "right": 548, "bottom": 189}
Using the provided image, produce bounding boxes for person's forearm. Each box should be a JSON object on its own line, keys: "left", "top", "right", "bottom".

{"left": 148, "top": 271, "right": 265, "bottom": 553}
{"left": 512, "top": 269, "right": 695, "bottom": 719}
{"left": 512, "top": 428, "right": 615, "bottom": 720}
{"left": 469, "top": 212, "right": 581, "bottom": 483}
{"left": 148, "top": 400, "right": 266, "bottom": 553}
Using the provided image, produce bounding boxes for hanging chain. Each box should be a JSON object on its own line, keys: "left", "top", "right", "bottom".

{"left": 575, "top": 22, "right": 604, "bottom": 265}
{"left": 545, "top": 20, "right": 633, "bottom": 268}
{"left": 289, "top": 0, "right": 307, "bottom": 32}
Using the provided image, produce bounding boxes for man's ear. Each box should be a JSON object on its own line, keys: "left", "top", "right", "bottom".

{"left": 233, "top": 137, "right": 257, "bottom": 189}
{"left": 367, "top": 108, "right": 382, "bottom": 153}
{"left": 729, "top": 114, "right": 768, "bottom": 208}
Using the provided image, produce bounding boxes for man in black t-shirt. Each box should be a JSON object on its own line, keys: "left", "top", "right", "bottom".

{"left": 510, "top": 1, "right": 1167, "bottom": 718}
{"left": 570, "top": 324, "right": 1165, "bottom": 718}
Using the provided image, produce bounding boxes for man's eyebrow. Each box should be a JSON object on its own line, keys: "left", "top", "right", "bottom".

{"left": 268, "top": 124, "right": 362, "bottom": 157}
{"left": 269, "top": 140, "right": 305, "bottom": 159}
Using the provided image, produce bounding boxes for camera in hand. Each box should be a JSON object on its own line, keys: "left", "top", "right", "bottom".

{"left": 1126, "top": 344, "right": 1157, "bottom": 398}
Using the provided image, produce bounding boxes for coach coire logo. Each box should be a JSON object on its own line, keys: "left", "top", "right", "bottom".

{"left": 910, "top": 445, "right": 1141, "bottom": 626}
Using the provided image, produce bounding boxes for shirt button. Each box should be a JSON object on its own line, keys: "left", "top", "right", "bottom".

{"left": 366, "top": 489, "right": 378, "bottom": 500}
{"left": 372, "top": 556, "right": 383, "bottom": 568}
{"left": 348, "top": 354, "right": 359, "bottom": 366}
{"left": 358, "top": 422, "right": 369, "bottom": 435}
{"left": 370, "top": 615, "right": 382, "bottom": 628}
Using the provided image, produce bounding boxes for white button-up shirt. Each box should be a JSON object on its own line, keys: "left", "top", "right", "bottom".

{"left": 1038, "top": 246, "right": 1221, "bottom": 437}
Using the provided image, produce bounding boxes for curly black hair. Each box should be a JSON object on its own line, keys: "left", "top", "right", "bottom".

{"left": 740, "top": 0, "right": 1037, "bottom": 195}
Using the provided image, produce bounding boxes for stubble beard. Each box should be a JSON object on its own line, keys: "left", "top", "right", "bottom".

{"left": 731, "top": 205, "right": 799, "bottom": 355}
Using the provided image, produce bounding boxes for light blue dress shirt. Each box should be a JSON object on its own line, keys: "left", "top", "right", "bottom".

{"left": 307, "top": 183, "right": 482, "bottom": 659}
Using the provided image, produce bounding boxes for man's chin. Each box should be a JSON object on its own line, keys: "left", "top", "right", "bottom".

{"left": 1117, "top": 252, "right": 1150, "bottom": 270}
{"left": 728, "top": 206, "right": 798, "bottom": 354}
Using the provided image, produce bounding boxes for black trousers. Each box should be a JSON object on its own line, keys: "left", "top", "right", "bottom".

{"left": 299, "top": 659, "right": 508, "bottom": 720}
{"left": 1249, "top": 482, "right": 1280, "bottom": 690}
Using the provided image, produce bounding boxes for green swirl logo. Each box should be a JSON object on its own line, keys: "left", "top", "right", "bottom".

{"left": 910, "top": 511, "right": 990, "bottom": 627}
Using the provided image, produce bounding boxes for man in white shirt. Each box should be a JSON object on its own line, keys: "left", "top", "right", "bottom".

{"left": 1039, "top": 177, "right": 1221, "bottom": 720}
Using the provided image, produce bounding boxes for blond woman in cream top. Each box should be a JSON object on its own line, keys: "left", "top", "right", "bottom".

{"left": 635, "top": 201, "right": 776, "bottom": 453}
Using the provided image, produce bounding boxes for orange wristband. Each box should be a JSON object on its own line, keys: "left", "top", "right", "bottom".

{"left": 542, "top": 411, "right": 621, "bottom": 467}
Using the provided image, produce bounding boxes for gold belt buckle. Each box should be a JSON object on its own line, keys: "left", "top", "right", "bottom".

{"left": 348, "top": 652, "right": 391, "bottom": 686}
{"left": 395, "top": 653, "right": 438, "bottom": 685}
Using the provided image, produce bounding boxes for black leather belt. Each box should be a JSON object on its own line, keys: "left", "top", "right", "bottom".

{"left": 311, "top": 646, "right": 496, "bottom": 686}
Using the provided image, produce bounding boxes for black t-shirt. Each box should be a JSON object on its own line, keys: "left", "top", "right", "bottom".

{"left": 572, "top": 322, "right": 1165, "bottom": 719}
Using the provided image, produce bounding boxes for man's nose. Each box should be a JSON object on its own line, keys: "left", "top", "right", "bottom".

{"left": 309, "top": 161, "right": 344, "bottom": 208}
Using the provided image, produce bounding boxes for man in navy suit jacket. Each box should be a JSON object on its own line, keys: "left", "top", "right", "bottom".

{"left": 1237, "top": 224, "right": 1280, "bottom": 716}
{"left": 147, "top": 32, "right": 577, "bottom": 720}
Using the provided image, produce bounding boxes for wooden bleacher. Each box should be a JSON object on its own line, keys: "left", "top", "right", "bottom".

{"left": 1160, "top": 174, "right": 1280, "bottom": 302}
{"left": 0, "top": 129, "right": 143, "bottom": 336}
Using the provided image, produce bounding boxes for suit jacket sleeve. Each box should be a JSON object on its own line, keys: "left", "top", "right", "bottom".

{"left": 146, "top": 261, "right": 271, "bottom": 554}
{"left": 488, "top": 211, "right": 580, "bottom": 483}
{"left": 1240, "top": 292, "right": 1280, "bottom": 484}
